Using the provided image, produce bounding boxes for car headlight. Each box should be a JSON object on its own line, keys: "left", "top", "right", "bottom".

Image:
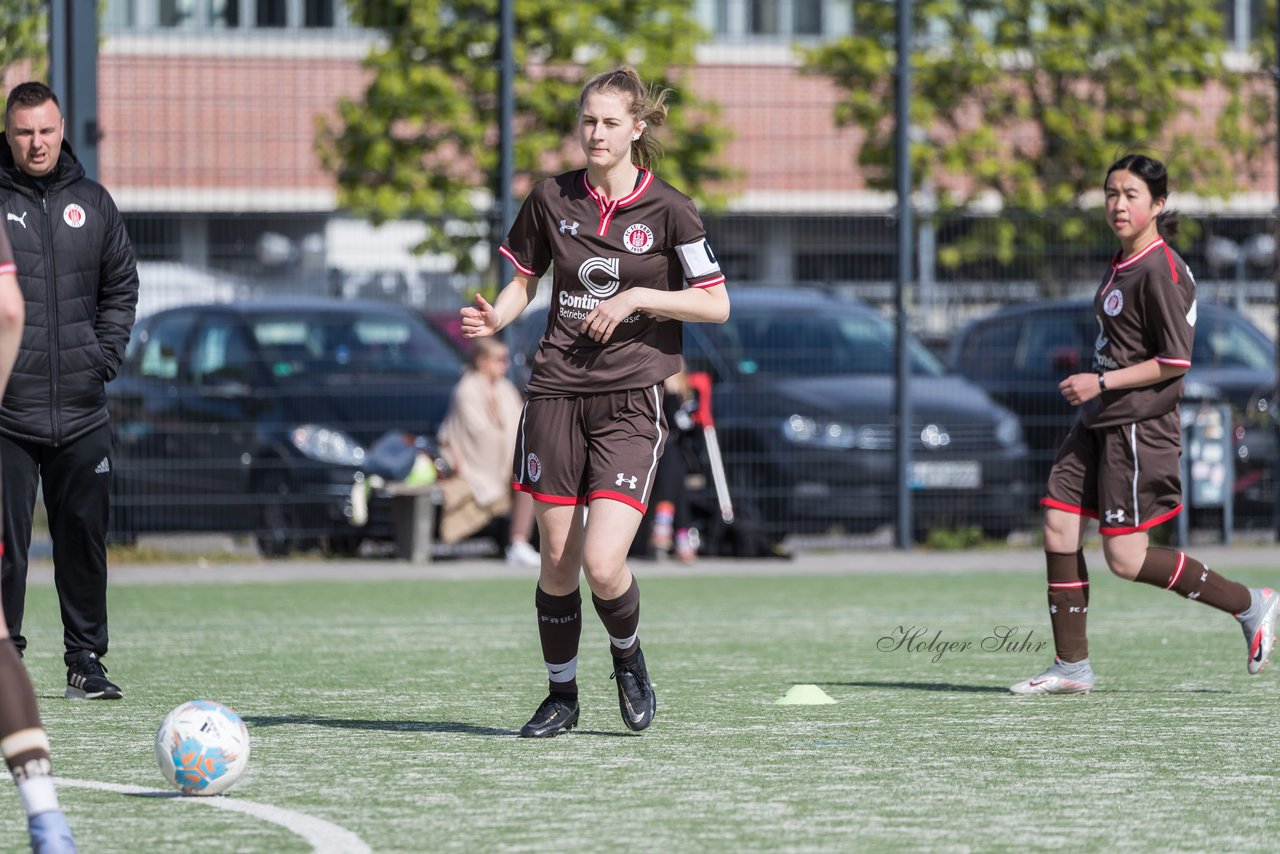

{"left": 290, "top": 425, "right": 366, "bottom": 466}
{"left": 781, "top": 415, "right": 883, "bottom": 449}
{"left": 995, "top": 415, "right": 1022, "bottom": 448}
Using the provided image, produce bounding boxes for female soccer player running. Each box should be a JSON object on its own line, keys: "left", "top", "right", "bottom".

{"left": 461, "top": 67, "right": 729, "bottom": 735}
{"left": 0, "top": 223, "right": 76, "bottom": 850}
{"left": 1011, "top": 154, "right": 1278, "bottom": 695}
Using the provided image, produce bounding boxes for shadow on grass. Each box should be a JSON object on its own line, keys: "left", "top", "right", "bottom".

{"left": 242, "top": 714, "right": 636, "bottom": 738}
{"left": 826, "top": 680, "right": 1231, "bottom": 695}
{"left": 827, "top": 680, "right": 1008, "bottom": 694}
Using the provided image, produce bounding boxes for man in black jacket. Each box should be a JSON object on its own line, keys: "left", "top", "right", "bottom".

{"left": 0, "top": 82, "right": 138, "bottom": 700}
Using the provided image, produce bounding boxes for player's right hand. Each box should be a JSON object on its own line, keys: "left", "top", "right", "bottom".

{"left": 460, "top": 293, "right": 498, "bottom": 338}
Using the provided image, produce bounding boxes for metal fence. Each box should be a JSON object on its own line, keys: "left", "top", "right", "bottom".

{"left": 14, "top": 1, "right": 1277, "bottom": 553}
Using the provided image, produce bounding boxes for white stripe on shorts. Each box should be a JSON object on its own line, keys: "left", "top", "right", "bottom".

{"left": 641, "top": 383, "right": 665, "bottom": 505}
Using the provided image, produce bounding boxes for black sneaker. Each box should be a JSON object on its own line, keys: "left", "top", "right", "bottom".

{"left": 518, "top": 694, "right": 579, "bottom": 738}
{"left": 65, "top": 652, "right": 122, "bottom": 700}
{"left": 611, "top": 648, "right": 656, "bottom": 732}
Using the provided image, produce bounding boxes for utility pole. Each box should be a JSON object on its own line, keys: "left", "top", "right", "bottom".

{"left": 894, "top": 0, "right": 914, "bottom": 549}
{"left": 497, "top": 0, "right": 516, "bottom": 283}
{"left": 48, "top": 0, "right": 99, "bottom": 181}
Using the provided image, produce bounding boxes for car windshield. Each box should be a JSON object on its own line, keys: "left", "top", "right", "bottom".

{"left": 1193, "top": 309, "right": 1275, "bottom": 372}
{"left": 707, "top": 306, "right": 945, "bottom": 377}
{"left": 252, "top": 312, "right": 460, "bottom": 379}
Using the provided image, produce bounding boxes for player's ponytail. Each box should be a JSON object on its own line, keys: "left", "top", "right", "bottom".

{"left": 579, "top": 66, "right": 670, "bottom": 172}
{"left": 1155, "top": 210, "right": 1179, "bottom": 241}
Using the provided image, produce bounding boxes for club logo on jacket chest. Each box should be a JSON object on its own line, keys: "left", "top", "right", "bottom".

{"left": 63, "top": 204, "right": 86, "bottom": 229}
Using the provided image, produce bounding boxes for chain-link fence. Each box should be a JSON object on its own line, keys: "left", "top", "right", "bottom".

{"left": 6, "top": 1, "right": 1275, "bottom": 554}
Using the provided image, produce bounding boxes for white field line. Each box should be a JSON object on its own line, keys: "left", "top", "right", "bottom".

{"left": 55, "top": 777, "right": 372, "bottom": 854}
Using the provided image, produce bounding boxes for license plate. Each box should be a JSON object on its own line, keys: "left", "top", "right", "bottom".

{"left": 909, "top": 461, "right": 981, "bottom": 490}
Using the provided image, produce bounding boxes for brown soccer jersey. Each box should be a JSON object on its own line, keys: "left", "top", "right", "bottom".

{"left": 500, "top": 169, "right": 724, "bottom": 398}
{"left": 1080, "top": 238, "right": 1195, "bottom": 429}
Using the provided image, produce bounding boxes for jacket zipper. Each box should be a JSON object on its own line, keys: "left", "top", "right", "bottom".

{"left": 40, "top": 192, "right": 60, "bottom": 444}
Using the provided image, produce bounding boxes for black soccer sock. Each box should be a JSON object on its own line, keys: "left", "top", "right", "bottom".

{"left": 535, "top": 586, "right": 582, "bottom": 698}
{"left": 592, "top": 577, "right": 640, "bottom": 661}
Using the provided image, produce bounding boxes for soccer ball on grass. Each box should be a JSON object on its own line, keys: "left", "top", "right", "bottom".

{"left": 155, "top": 699, "right": 250, "bottom": 796}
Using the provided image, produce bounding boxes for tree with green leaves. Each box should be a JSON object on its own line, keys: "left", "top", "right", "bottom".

{"left": 804, "top": 1, "right": 1268, "bottom": 289}
{"left": 319, "top": 0, "right": 732, "bottom": 283}
{"left": 0, "top": 1, "right": 46, "bottom": 82}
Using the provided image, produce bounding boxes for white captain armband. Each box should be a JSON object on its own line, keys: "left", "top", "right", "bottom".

{"left": 675, "top": 238, "right": 721, "bottom": 281}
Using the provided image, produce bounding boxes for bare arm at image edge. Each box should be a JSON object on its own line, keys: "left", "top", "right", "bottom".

{"left": 0, "top": 227, "right": 24, "bottom": 400}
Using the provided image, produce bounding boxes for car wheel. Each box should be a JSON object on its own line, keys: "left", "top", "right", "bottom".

{"left": 256, "top": 473, "right": 301, "bottom": 558}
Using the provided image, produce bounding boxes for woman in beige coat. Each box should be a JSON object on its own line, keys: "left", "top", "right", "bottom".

{"left": 436, "top": 338, "right": 538, "bottom": 567}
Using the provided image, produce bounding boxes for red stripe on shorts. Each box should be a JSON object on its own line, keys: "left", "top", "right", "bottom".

{"left": 514, "top": 483, "right": 584, "bottom": 505}
{"left": 586, "top": 490, "right": 647, "bottom": 513}
{"left": 1041, "top": 497, "right": 1099, "bottom": 519}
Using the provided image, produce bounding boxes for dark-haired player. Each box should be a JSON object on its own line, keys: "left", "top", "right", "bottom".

{"left": 461, "top": 66, "right": 729, "bottom": 735}
{"left": 1011, "top": 154, "right": 1277, "bottom": 695}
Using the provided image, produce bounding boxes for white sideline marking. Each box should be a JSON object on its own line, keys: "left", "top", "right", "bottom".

{"left": 56, "top": 778, "right": 372, "bottom": 853}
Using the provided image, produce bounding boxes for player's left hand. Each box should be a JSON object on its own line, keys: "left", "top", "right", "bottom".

{"left": 1058, "top": 372, "right": 1102, "bottom": 406}
{"left": 581, "top": 291, "right": 642, "bottom": 343}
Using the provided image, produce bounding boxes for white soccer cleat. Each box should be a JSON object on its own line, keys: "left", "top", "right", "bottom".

{"left": 1239, "top": 587, "right": 1279, "bottom": 675}
{"left": 1009, "top": 658, "right": 1095, "bottom": 695}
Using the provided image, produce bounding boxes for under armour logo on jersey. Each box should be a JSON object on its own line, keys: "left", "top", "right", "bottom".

{"left": 1049, "top": 604, "right": 1057, "bottom": 614}
{"left": 615, "top": 473, "right": 638, "bottom": 489}
{"left": 1103, "top": 509, "right": 1126, "bottom": 524}
{"left": 1187, "top": 591, "right": 1201, "bottom": 600}
{"left": 6, "top": 211, "right": 27, "bottom": 228}
{"left": 94, "top": 457, "right": 110, "bottom": 475}
{"left": 1201, "top": 569, "right": 1209, "bottom": 583}
{"left": 559, "top": 220, "right": 580, "bottom": 235}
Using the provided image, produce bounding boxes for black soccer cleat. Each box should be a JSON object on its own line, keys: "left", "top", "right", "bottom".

{"left": 65, "top": 651, "right": 122, "bottom": 700}
{"left": 610, "top": 648, "right": 656, "bottom": 732}
{"left": 518, "top": 694, "right": 579, "bottom": 738}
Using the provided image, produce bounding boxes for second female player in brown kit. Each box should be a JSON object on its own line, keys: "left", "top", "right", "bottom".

{"left": 460, "top": 67, "right": 730, "bottom": 735}
{"left": 1011, "top": 154, "right": 1279, "bottom": 694}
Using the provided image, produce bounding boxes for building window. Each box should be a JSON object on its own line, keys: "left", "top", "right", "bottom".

{"left": 305, "top": 0, "right": 335, "bottom": 27}
{"left": 102, "top": 0, "right": 351, "bottom": 31}
{"left": 256, "top": 0, "right": 286, "bottom": 27}
{"left": 158, "top": 0, "right": 197, "bottom": 28}
{"left": 706, "top": 0, "right": 847, "bottom": 41}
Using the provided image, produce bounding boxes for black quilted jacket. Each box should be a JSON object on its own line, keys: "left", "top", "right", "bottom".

{"left": 0, "top": 141, "right": 138, "bottom": 445}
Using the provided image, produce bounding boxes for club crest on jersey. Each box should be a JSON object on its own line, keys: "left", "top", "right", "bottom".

{"left": 1103, "top": 290, "right": 1124, "bottom": 317}
{"left": 623, "top": 223, "right": 654, "bottom": 254}
{"left": 527, "top": 453, "right": 542, "bottom": 483}
{"left": 63, "top": 203, "right": 86, "bottom": 229}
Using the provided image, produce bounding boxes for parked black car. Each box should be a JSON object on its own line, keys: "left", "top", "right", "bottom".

{"left": 947, "top": 298, "right": 1277, "bottom": 522}
{"left": 676, "top": 288, "right": 1031, "bottom": 541}
{"left": 107, "top": 297, "right": 462, "bottom": 555}
{"left": 510, "top": 286, "right": 1031, "bottom": 544}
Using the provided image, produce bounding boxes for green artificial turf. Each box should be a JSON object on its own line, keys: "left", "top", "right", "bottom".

{"left": 2, "top": 564, "right": 1278, "bottom": 852}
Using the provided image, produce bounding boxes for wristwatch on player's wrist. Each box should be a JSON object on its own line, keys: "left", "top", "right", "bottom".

{"left": 1097, "top": 372, "right": 1107, "bottom": 391}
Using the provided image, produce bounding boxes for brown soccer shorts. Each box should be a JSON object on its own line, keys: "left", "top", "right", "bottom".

{"left": 1042, "top": 410, "right": 1183, "bottom": 535}
{"left": 513, "top": 386, "right": 668, "bottom": 513}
